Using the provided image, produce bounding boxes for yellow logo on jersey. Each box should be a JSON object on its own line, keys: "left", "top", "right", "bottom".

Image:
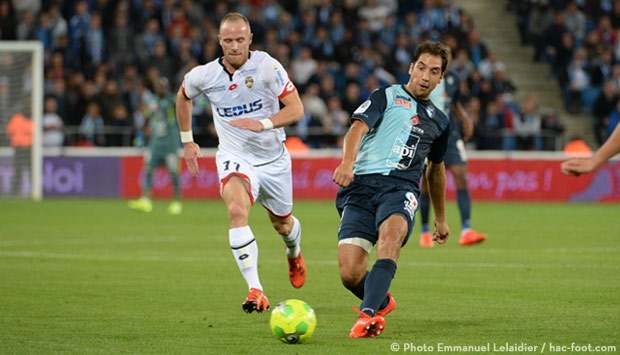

{"left": 245, "top": 76, "right": 254, "bottom": 88}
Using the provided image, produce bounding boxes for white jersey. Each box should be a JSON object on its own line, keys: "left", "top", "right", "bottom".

{"left": 182, "top": 50, "right": 296, "bottom": 165}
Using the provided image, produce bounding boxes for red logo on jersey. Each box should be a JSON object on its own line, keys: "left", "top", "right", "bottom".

{"left": 395, "top": 98, "right": 412, "bottom": 108}
{"left": 411, "top": 115, "right": 420, "bottom": 125}
{"left": 228, "top": 84, "right": 238, "bottom": 91}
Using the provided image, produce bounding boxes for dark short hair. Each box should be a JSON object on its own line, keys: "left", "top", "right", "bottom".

{"left": 412, "top": 41, "right": 450, "bottom": 74}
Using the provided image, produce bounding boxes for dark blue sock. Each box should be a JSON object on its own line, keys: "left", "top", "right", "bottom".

{"left": 361, "top": 259, "right": 397, "bottom": 316}
{"left": 344, "top": 271, "right": 368, "bottom": 301}
{"left": 457, "top": 188, "right": 472, "bottom": 229}
{"left": 420, "top": 192, "right": 430, "bottom": 232}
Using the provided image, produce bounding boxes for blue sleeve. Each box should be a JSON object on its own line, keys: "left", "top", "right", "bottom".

{"left": 351, "top": 87, "right": 387, "bottom": 129}
{"left": 428, "top": 119, "right": 450, "bottom": 163}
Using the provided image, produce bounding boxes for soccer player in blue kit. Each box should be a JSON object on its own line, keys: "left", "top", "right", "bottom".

{"left": 332, "top": 41, "right": 451, "bottom": 338}
{"left": 419, "top": 61, "right": 487, "bottom": 247}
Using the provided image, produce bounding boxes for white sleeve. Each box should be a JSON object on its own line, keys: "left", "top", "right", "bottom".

{"left": 264, "top": 56, "right": 294, "bottom": 99}
{"left": 182, "top": 66, "right": 204, "bottom": 99}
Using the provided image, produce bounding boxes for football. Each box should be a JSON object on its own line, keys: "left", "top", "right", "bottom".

{"left": 269, "top": 299, "right": 317, "bottom": 344}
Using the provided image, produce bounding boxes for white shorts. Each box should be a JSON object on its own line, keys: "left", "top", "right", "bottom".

{"left": 215, "top": 148, "right": 293, "bottom": 217}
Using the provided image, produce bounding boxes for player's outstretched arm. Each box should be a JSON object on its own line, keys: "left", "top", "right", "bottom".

{"left": 426, "top": 160, "right": 450, "bottom": 244}
{"left": 176, "top": 82, "right": 202, "bottom": 177}
{"left": 332, "top": 120, "right": 369, "bottom": 188}
{"left": 455, "top": 101, "right": 474, "bottom": 141}
{"left": 561, "top": 124, "right": 620, "bottom": 176}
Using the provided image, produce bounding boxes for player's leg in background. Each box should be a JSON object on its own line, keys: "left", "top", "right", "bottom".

{"left": 450, "top": 164, "right": 486, "bottom": 245}
{"left": 128, "top": 151, "right": 154, "bottom": 212}
{"left": 418, "top": 175, "right": 434, "bottom": 247}
{"left": 165, "top": 152, "right": 182, "bottom": 215}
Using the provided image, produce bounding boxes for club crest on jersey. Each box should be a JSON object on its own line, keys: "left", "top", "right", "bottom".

{"left": 245, "top": 76, "right": 254, "bottom": 88}
{"left": 426, "top": 105, "right": 435, "bottom": 117}
{"left": 403, "top": 191, "right": 418, "bottom": 220}
{"left": 411, "top": 115, "right": 420, "bottom": 125}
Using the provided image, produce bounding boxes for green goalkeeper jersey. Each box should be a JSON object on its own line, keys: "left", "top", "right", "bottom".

{"left": 143, "top": 92, "right": 180, "bottom": 151}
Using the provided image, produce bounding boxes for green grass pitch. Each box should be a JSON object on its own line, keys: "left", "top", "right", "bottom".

{"left": 0, "top": 199, "right": 618, "bottom": 354}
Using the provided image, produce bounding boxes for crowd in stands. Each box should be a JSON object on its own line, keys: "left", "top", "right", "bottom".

{"left": 0, "top": 0, "right": 581, "bottom": 151}
{"left": 508, "top": 0, "right": 620, "bottom": 148}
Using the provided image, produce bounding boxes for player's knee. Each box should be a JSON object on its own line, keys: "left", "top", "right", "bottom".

{"left": 339, "top": 268, "right": 362, "bottom": 288}
{"left": 227, "top": 203, "right": 249, "bottom": 223}
{"left": 271, "top": 218, "right": 292, "bottom": 236}
{"left": 339, "top": 262, "right": 365, "bottom": 287}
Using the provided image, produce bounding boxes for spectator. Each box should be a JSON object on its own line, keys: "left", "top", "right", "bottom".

{"left": 450, "top": 47, "right": 475, "bottom": 82}
{"left": 540, "top": 107, "right": 565, "bottom": 151}
{"left": 515, "top": 93, "right": 542, "bottom": 150}
{"left": 358, "top": 0, "right": 391, "bottom": 38}
{"left": 476, "top": 96, "right": 505, "bottom": 150}
{"left": 606, "top": 98, "right": 620, "bottom": 140}
{"left": 78, "top": 101, "right": 105, "bottom": 146}
{"left": 107, "top": 103, "right": 133, "bottom": 146}
{"left": 16, "top": 9, "right": 36, "bottom": 40}
{"left": 466, "top": 29, "right": 489, "bottom": 68}
{"left": 323, "top": 95, "right": 350, "bottom": 148}
{"left": 564, "top": 47, "right": 591, "bottom": 113}
{"left": 291, "top": 45, "right": 318, "bottom": 90}
{"left": 85, "top": 12, "right": 106, "bottom": 68}
{"left": 341, "top": 80, "right": 364, "bottom": 116}
{"left": 562, "top": 0, "right": 587, "bottom": 47}
{"left": 42, "top": 95, "right": 65, "bottom": 147}
{"left": 528, "top": 0, "right": 554, "bottom": 62}
{"left": 592, "top": 80, "right": 619, "bottom": 147}
{"left": 478, "top": 50, "right": 506, "bottom": 80}
{"left": 107, "top": 9, "right": 135, "bottom": 72}
{"left": 0, "top": 0, "right": 17, "bottom": 40}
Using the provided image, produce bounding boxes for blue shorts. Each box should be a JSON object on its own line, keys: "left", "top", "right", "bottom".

{"left": 336, "top": 174, "right": 418, "bottom": 251}
{"left": 443, "top": 132, "right": 467, "bottom": 168}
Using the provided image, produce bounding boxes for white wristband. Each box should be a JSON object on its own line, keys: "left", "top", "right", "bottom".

{"left": 260, "top": 118, "right": 274, "bottom": 131}
{"left": 180, "top": 130, "right": 193, "bottom": 143}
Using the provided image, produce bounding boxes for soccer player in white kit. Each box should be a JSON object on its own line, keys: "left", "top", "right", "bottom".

{"left": 175, "top": 12, "right": 306, "bottom": 314}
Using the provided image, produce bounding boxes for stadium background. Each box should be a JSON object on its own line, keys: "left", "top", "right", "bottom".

{"left": 1, "top": 0, "right": 619, "bottom": 201}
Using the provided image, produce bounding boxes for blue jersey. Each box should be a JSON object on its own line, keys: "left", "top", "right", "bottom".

{"left": 429, "top": 71, "right": 462, "bottom": 139}
{"left": 351, "top": 84, "right": 450, "bottom": 185}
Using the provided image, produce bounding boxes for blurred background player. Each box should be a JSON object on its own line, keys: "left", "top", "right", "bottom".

{"left": 6, "top": 100, "right": 33, "bottom": 196}
{"left": 128, "top": 76, "right": 182, "bottom": 215}
{"left": 175, "top": 12, "right": 306, "bottom": 314}
{"left": 420, "top": 55, "right": 487, "bottom": 247}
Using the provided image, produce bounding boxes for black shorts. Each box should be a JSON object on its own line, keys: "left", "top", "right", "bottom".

{"left": 443, "top": 132, "right": 467, "bottom": 168}
{"left": 336, "top": 174, "right": 418, "bottom": 250}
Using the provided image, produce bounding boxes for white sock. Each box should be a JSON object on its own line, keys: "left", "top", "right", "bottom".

{"left": 229, "top": 226, "right": 262, "bottom": 291}
{"left": 280, "top": 216, "right": 301, "bottom": 258}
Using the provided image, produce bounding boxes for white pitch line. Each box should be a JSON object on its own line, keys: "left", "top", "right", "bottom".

{"left": 0, "top": 251, "right": 619, "bottom": 269}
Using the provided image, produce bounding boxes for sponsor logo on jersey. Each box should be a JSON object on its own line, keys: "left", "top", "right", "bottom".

{"left": 245, "top": 76, "right": 254, "bottom": 88}
{"left": 395, "top": 98, "right": 412, "bottom": 108}
{"left": 411, "top": 115, "right": 420, "bottom": 125}
{"left": 228, "top": 84, "right": 238, "bottom": 91}
{"left": 205, "top": 85, "right": 226, "bottom": 94}
{"left": 403, "top": 191, "right": 418, "bottom": 220}
{"left": 216, "top": 99, "right": 263, "bottom": 117}
{"left": 273, "top": 64, "right": 286, "bottom": 86}
{"left": 353, "top": 100, "right": 371, "bottom": 114}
